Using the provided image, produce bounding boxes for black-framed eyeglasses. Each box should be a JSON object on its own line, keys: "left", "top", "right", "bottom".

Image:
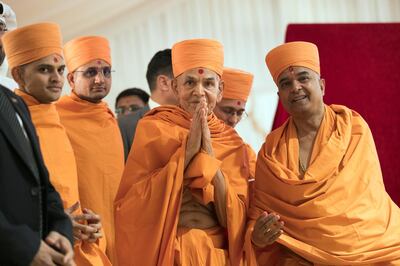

{"left": 219, "top": 107, "right": 248, "bottom": 120}
{"left": 74, "top": 67, "right": 115, "bottom": 79}
{"left": 115, "top": 104, "right": 142, "bottom": 115}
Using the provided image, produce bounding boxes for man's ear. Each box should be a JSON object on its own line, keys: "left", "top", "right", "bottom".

{"left": 11, "top": 67, "right": 24, "bottom": 88}
{"left": 158, "top": 75, "right": 171, "bottom": 92}
{"left": 217, "top": 79, "right": 224, "bottom": 103}
{"left": 67, "top": 72, "right": 75, "bottom": 88}
{"left": 320, "top": 78, "right": 326, "bottom": 96}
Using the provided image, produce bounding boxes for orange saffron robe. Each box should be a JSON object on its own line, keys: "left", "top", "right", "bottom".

{"left": 245, "top": 105, "right": 400, "bottom": 265}
{"left": 115, "top": 105, "right": 252, "bottom": 266}
{"left": 56, "top": 92, "right": 124, "bottom": 265}
{"left": 16, "top": 90, "right": 111, "bottom": 265}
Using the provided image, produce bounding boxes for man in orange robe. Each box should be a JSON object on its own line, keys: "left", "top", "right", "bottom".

{"left": 214, "top": 67, "right": 256, "bottom": 179}
{"left": 115, "top": 39, "right": 252, "bottom": 265}
{"left": 246, "top": 41, "right": 400, "bottom": 265}
{"left": 57, "top": 36, "right": 124, "bottom": 265}
{"left": 4, "top": 22, "right": 111, "bottom": 266}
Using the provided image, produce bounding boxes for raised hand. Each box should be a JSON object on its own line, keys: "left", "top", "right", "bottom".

{"left": 200, "top": 98, "right": 213, "bottom": 156}
{"left": 184, "top": 98, "right": 207, "bottom": 169}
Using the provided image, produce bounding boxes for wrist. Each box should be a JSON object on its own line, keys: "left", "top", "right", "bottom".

{"left": 251, "top": 236, "right": 267, "bottom": 248}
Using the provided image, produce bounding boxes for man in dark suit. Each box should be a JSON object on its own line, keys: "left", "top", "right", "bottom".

{"left": 0, "top": 84, "right": 74, "bottom": 265}
{"left": 117, "top": 49, "right": 177, "bottom": 160}
{"left": 118, "top": 105, "right": 150, "bottom": 160}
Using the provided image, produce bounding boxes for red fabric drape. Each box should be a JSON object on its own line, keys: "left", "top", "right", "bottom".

{"left": 272, "top": 23, "right": 400, "bottom": 205}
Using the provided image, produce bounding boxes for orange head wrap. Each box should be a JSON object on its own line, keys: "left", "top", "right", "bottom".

{"left": 63, "top": 36, "right": 111, "bottom": 72}
{"left": 222, "top": 67, "right": 254, "bottom": 102}
{"left": 2, "top": 22, "right": 62, "bottom": 71}
{"left": 265, "top": 41, "right": 320, "bottom": 85}
{"left": 172, "top": 38, "right": 224, "bottom": 77}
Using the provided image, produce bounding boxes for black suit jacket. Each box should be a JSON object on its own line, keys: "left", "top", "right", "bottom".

{"left": 0, "top": 86, "right": 73, "bottom": 265}
{"left": 118, "top": 104, "right": 150, "bottom": 160}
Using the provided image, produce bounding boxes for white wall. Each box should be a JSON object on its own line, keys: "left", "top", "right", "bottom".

{"left": 7, "top": 0, "right": 400, "bottom": 151}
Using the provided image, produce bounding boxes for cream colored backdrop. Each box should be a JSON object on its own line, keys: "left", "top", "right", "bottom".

{"left": 8, "top": 0, "right": 400, "bottom": 150}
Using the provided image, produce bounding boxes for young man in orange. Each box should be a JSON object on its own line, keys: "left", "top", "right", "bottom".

{"left": 246, "top": 41, "right": 400, "bottom": 265}
{"left": 4, "top": 22, "right": 111, "bottom": 266}
{"left": 1, "top": 22, "right": 74, "bottom": 266}
{"left": 57, "top": 36, "right": 124, "bottom": 265}
{"left": 115, "top": 39, "right": 252, "bottom": 265}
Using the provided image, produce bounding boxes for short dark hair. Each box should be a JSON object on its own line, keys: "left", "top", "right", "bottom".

{"left": 115, "top": 88, "right": 150, "bottom": 108}
{"left": 146, "top": 49, "right": 172, "bottom": 92}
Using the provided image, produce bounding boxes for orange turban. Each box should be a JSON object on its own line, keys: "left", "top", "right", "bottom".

{"left": 2, "top": 22, "right": 62, "bottom": 71}
{"left": 265, "top": 41, "right": 320, "bottom": 84}
{"left": 172, "top": 39, "right": 223, "bottom": 77}
{"left": 222, "top": 67, "right": 254, "bottom": 102}
{"left": 63, "top": 36, "right": 111, "bottom": 72}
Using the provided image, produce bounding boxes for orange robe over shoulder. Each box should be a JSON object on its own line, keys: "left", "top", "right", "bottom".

{"left": 56, "top": 92, "right": 124, "bottom": 265}
{"left": 245, "top": 144, "right": 256, "bottom": 202}
{"left": 115, "top": 105, "right": 252, "bottom": 266}
{"left": 16, "top": 90, "right": 111, "bottom": 266}
{"left": 245, "top": 104, "right": 400, "bottom": 265}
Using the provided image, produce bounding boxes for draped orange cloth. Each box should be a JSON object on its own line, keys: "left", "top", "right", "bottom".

{"left": 15, "top": 89, "right": 111, "bottom": 266}
{"left": 245, "top": 105, "right": 400, "bottom": 265}
{"left": 265, "top": 41, "right": 320, "bottom": 84}
{"left": 245, "top": 144, "right": 256, "bottom": 203}
{"left": 222, "top": 67, "right": 254, "bottom": 102}
{"left": 63, "top": 36, "right": 111, "bottom": 72}
{"left": 56, "top": 93, "right": 124, "bottom": 265}
{"left": 172, "top": 39, "right": 224, "bottom": 77}
{"left": 2, "top": 22, "right": 63, "bottom": 71}
{"left": 115, "top": 105, "right": 252, "bottom": 266}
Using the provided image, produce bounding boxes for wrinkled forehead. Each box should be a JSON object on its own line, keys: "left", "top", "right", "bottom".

{"left": 277, "top": 66, "right": 318, "bottom": 83}
{"left": 177, "top": 67, "right": 220, "bottom": 80}
{"left": 76, "top": 59, "right": 111, "bottom": 70}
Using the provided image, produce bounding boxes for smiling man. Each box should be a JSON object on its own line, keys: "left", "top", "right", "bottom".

{"left": 245, "top": 41, "right": 400, "bottom": 265}
{"left": 56, "top": 36, "right": 124, "bottom": 265}
{"left": 5, "top": 23, "right": 111, "bottom": 266}
{"left": 0, "top": 22, "right": 75, "bottom": 266}
{"left": 115, "top": 39, "right": 252, "bottom": 265}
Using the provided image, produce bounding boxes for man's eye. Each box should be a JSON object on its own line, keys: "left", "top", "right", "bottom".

{"left": 222, "top": 108, "right": 233, "bottom": 114}
{"left": 185, "top": 80, "right": 194, "bottom": 86}
{"left": 39, "top": 67, "right": 49, "bottom": 73}
{"left": 58, "top": 67, "right": 65, "bottom": 75}
{"left": 86, "top": 69, "right": 97, "bottom": 77}
{"left": 103, "top": 67, "right": 111, "bottom": 76}
{"left": 280, "top": 82, "right": 290, "bottom": 89}
{"left": 299, "top": 76, "right": 309, "bottom": 82}
{"left": 205, "top": 81, "right": 215, "bottom": 88}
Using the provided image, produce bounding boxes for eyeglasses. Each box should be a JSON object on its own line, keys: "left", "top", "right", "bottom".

{"left": 115, "top": 104, "right": 143, "bottom": 115}
{"left": 74, "top": 67, "right": 114, "bottom": 79}
{"left": 219, "top": 107, "right": 248, "bottom": 120}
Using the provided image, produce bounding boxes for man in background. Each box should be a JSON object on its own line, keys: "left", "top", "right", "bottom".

{"left": 118, "top": 48, "right": 177, "bottom": 159}
{"left": 0, "top": 1, "right": 18, "bottom": 90}
{"left": 115, "top": 87, "right": 149, "bottom": 118}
